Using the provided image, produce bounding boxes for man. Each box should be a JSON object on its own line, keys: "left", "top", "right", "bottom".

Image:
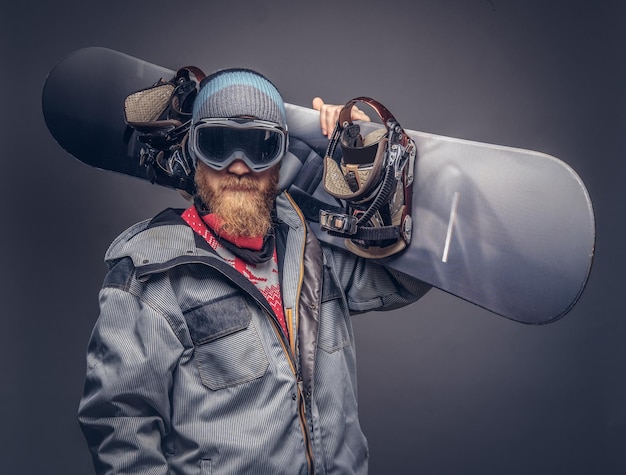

{"left": 78, "top": 68, "right": 430, "bottom": 474}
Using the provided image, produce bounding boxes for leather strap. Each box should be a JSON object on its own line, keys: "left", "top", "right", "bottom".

{"left": 337, "top": 96, "right": 395, "bottom": 128}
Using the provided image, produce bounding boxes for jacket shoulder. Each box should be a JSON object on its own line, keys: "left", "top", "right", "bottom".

{"left": 104, "top": 208, "right": 194, "bottom": 267}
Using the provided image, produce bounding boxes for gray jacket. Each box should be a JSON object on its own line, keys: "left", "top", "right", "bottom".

{"left": 78, "top": 193, "right": 430, "bottom": 474}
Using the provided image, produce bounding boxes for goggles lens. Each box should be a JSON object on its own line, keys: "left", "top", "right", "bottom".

{"left": 191, "top": 119, "right": 287, "bottom": 171}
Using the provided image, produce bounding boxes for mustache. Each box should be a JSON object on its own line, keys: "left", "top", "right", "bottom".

{"left": 217, "top": 175, "right": 262, "bottom": 191}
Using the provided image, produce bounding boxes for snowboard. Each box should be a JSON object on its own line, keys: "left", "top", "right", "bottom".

{"left": 42, "top": 47, "right": 595, "bottom": 324}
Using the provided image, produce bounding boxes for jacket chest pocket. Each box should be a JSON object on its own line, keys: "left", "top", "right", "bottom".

{"left": 184, "top": 294, "right": 269, "bottom": 390}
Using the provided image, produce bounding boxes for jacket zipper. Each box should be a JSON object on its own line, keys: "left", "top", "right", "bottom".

{"left": 283, "top": 191, "right": 316, "bottom": 474}
{"left": 268, "top": 315, "right": 315, "bottom": 475}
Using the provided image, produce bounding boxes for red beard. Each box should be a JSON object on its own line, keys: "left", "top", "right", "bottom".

{"left": 194, "top": 165, "right": 279, "bottom": 238}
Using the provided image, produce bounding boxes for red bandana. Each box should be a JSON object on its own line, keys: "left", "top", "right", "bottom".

{"left": 200, "top": 214, "right": 264, "bottom": 251}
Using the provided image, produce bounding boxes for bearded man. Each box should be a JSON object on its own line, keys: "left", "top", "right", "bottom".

{"left": 78, "top": 68, "right": 430, "bottom": 475}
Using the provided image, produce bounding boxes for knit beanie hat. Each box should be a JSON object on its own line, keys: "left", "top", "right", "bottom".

{"left": 192, "top": 68, "right": 287, "bottom": 128}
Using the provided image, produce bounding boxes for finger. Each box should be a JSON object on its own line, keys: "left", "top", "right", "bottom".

{"left": 323, "top": 108, "right": 337, "bottom": 136}
{"left": 312, "top": 97, "right": 330, "bottom": 135}
{"left": 321, "top": 107, "right": 330, "bottom": 137}
{"left": 352, "top": 106, "right": 371, "bottom": 122}
{"left": 324, "top": 107, "right": 341, "bottom": 137}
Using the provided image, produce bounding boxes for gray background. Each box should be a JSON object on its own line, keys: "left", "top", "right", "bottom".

{"left": 2, "top": 0, "right": 624, "bottom": 473}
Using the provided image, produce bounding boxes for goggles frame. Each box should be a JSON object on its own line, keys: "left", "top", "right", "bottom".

{"left": 189, "top": 118, "right": 288, "bottom": 172}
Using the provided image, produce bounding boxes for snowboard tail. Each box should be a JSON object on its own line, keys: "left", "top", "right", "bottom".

{"left": 42, "top": 47, "right": 595, "bottom": 324}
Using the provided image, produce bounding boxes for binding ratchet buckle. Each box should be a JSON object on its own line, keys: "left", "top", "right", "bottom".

{"left": 321, "top": 97, "right": 416, "bottom": 258}
{"left": 319, "top": 211, "right": 359, "bottom": 235}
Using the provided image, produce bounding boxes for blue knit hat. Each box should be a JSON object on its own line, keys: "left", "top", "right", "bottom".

{"left": 192, "top": 68, "right": 287, "bottom": 128}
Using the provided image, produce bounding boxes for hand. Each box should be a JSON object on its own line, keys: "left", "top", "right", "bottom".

{"left": 312, "top": 97, "right": 370, "bottom": 138}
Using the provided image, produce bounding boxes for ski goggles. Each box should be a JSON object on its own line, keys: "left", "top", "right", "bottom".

{"left": 189, "top": 118, "right": 288, "bottom": 172}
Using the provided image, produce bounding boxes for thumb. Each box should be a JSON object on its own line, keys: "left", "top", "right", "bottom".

{"left": 312, "top": 97, "right": 325, "bottom": 111}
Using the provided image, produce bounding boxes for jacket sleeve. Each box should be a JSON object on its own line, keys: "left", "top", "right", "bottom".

{"left": 323, "top": 245, "right": 431, "bottom": 314}
{"left": 78, "top": 283, "right": 185, "bottom": 475}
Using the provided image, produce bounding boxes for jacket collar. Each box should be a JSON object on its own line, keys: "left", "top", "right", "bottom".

{"left": 105, "top": 194, "right": 305, "bottom": 269}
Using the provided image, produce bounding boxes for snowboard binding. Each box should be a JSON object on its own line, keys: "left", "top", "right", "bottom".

{"left": 321, "top": 97, "right": 416, "bottom": 258}
{"left": 123, "top": 66, "right": 206, "bottom": 194}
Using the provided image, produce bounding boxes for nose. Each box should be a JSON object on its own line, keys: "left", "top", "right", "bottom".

{"left": 227, "top": 158, "right": 252, "bottom": 176}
